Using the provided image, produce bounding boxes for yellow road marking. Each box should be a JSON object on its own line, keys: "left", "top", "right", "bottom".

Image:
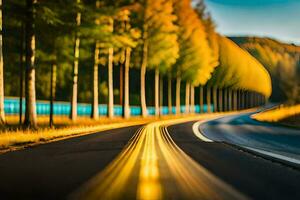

{"left": 72, "top": 116, "right": 247, "bottom": 200}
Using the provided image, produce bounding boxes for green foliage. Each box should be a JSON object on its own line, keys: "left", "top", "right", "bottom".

{"left": 3, "top": 0, "right": 277, "bottom": 105}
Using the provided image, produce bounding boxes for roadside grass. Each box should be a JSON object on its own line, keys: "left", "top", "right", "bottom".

{"left": 4, "top": 115, "right": 153, "bottom": 129}
{"left": 0, "top": 115, "right": 159, "bottom": 151}
{"left": 0, "top": 114, "right": 204, "bottom": 152}
{"left": 252, "top": 104, "right": 300, "bottom": 123}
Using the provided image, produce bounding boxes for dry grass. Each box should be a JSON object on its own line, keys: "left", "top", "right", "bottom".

{"left": 0, "top": 121, "right": 148, "bottom": 151}
{"left": 252, "top": 104, "right": 300, "bottom": 122}
{"left": 0, "top": 114, "right": 203, "bottom": 151}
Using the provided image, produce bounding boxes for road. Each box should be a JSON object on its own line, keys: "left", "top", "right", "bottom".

{"left": 169, "top": 121, "right": 300, "bottom": 199}
{"left": 199, "top": 112, "right": 300, "bottom": 164}
{"left": 0, "top": 114, "right": 299, "bottom": 199}
{"left": 0, "top": 125, "right": 141, "bottom": 200}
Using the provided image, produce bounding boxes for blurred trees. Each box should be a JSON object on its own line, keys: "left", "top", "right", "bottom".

{"left": 173, "top": 0, "right": 214, "bottom": 114}
{"left": 231, "top": 37, "right": 300, "bottom": 104}
{"left": 0, "top": 0, "right": 285, "bottom": 128}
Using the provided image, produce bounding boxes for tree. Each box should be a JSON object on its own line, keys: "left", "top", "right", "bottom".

{"left": 173, "top": 0, "right": 215, "bottom": 114}
{"left": 231, "top": 36, "right": 300, "bottom": 104}
{"left": 138, "top": 0, "right": 179, "bottom": 117}
{"left": 195, "top": 1, "right": 219, "bottom": 113}
{"left": 91, "top": 0, "right": 101, "bottom": 120}
{"left": 167, "top": 75, "right": 172, "bottom": 114}
{"left": 70, "top": 0, "right": 81, "bottom": 121}
{"left": 208, "top": 36, "right": 272, "bottom": 110}
{"left": 24, "top": 0, "right": 38, "bottom": 128}
{"left": 0, "top": 0, "right": 5, "bottom": 124}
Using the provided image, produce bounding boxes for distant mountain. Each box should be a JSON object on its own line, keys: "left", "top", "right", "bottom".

{"left": 229, "top": 36, "right": 300, "bottom": 104}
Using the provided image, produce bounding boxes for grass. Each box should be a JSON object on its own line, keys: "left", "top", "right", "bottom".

{"left": 252, "top": 104, "right": 300, "bottom": 123}
{"left": 0, "top": 114, "right": 203, "bottom": 152}
{"left": 0, "top": 115, "right": 160, "bottom": 151}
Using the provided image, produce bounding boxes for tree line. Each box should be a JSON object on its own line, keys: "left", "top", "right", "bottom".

{"left": 0, "top": 0, "right": 272, "bottom": 128}
{"left": 231, "top": 37, "right": 300, "bottom": 104}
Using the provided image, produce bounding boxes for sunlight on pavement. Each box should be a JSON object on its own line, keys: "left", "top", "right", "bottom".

{"left": 72, "top": 115, "right": 247, "bottom": 200}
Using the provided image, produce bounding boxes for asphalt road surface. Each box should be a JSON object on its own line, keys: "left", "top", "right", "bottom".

{"left": 200, "top": 112, "right": 300, "bottom": 161}
{"left": 0, "top": 115, "right": 299, "bottom": 200}
{"left": 169, "top": 121, "right": 300, "bottom": 199}
{"left": 0, "top": 125, "right": 141, "bottom": 200}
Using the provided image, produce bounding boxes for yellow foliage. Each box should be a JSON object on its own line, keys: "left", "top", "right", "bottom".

{"left": 211, "top": 36, "right": 272, "bottom": 97}
{"left": 144, "top": 0, "right": 179, "bottom": 72}
{"left": 173, "top": 0, "right": 215, "bottom": 86}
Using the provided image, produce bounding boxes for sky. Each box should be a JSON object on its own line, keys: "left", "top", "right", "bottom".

{"left": 204, "top": 0, "right": 300, "bottom": 44}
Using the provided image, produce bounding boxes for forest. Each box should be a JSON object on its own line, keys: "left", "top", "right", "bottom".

{"left": 1, "top": 0, "right": 273, "bottom": 128}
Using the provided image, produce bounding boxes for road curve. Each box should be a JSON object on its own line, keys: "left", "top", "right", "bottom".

{"left": 199, "top": 112, "right": 300, "bottom": 164}
{"left": 0, "top": 114, "right": 299, "bottom": 200}
{"left": 168, "top": 120, "right": 300, "bottom": 199}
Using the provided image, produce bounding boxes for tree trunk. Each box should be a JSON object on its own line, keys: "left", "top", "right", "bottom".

{"left": 218, "top": 88, "right": 223, "bottom": 112}
{"left": 176, "top": 76, "right": 181, "bottom": 115}
{"left": 124, "top": 48, "right": 131, "bottom": 119}
{"left": 19, "top": 23, "right": 26, "bottom": 125}
{"left": 241, "top": 90, "right": 245, "bottom": 110}
{"left": 228, "top": 89, "right": 232, "bottom": 111}
{"left": 168, "top": 76, "right": 172, "bottom": 114}
{"left": 24, "top": 0, "right": 37, "bottom": 128}
{"left": 233, "top": 90, "right": 237, "bottom": 111}
{"left": 159, "top": 76, "right": 163, "bottom": 116}
{"left": 70, "top": 0, "right": 81, "bottom": 121}
{"left": 250, "top": 92, "right": 254, "bottom": 108}
{"left": 91, "top": 42, "right": 100, "bottom": 119}
{"left": 108, "top": 47, "right": 114, "bottom": 118}
{"left": 206, "top": 87, "right": 211, "bottom": 113}
{"left": 154, "top": 68, "right": 159, "bottom": 116}
{"left": 245, "top": 91, "right": 249, "bottom": 108}
{"left": 140, "top": 28, "right": 148, "bottom": 117}
{"left": 190, "top": 85, "right": 195, "bottom": 114}
{"left": 185, "top": 82, "right": 190, "bottom": 114}
{"left": 0, "top": 0, "right": 4, "bottom": 125}
{"left": 237, "top": 90, "right": 240, "bottom": 110}
{"left": 119, "top": 63, "right": 124, "bottom": 106}
{"left": 240, "top": 90, "right": 243, "bottom": 110}
{"left": 50, "top": 62, "right": 57, "bottom": 128}
{"left": 224, "top": 89, "right": 228, "bottom": 112}
{"left": 213, "top": 86, "right": 217, "bottom": 112}
{"left": 264, "top": 95, "right": 267, "bottom": 106}
{"left": 199, "top": 86, "right": 204, "bottom": 113}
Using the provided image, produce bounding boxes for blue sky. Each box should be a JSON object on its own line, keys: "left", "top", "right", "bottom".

{"left": 205, "top": 0, "right": 300, "bottom": 44}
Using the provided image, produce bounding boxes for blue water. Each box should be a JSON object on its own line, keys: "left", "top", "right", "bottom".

{"left": 4, "top": 97, "right": 214, "bottom": 116}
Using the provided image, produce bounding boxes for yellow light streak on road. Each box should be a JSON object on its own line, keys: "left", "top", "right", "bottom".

{"left": 72, "top": 116, "right": 247, "bottom": 200}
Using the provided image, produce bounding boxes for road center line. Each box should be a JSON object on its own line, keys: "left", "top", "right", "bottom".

{"left": 72, "top": 117, "right": 247, "bottom": 200}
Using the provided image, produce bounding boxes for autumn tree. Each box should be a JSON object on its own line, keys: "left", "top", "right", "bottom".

{"left": 173, "top": 0, "right": 215, "bottom": 114}
{"left": 208, "top": 36, "right": 272, "bottom": 110}
{"left": 137, "top": 0, "right": 179, "bottom": 117}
